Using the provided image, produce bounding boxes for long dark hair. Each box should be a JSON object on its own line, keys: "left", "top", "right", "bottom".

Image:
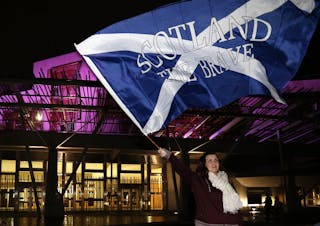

{"left": 196, "top": 151, "right": 237, "bottom": 190}
{"left": 196, "top": 151, "right": 217, "bottom": 177}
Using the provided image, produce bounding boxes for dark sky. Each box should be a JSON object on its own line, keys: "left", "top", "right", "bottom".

{"left": 1, "top": 1, "right": 178, "bottom": 78}
{"left": 1, "top": 1, "right": 319, "bottom": 80}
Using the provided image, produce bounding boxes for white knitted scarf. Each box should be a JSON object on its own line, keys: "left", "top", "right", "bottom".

{"left": 208, "top": 171, "right": 243, "bottom": 214}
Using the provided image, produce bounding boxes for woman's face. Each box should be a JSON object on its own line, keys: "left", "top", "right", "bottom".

{"left": 205, "top": 154, "right": 220, "bottom": 174}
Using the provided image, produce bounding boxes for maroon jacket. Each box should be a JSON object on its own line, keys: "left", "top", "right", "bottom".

{"left": 169, "top": 154, "right": 242, "bottom": 225}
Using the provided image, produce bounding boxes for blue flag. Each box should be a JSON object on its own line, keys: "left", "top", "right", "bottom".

{"left": 75, "top": 0, "right": 320, "bottom": 135}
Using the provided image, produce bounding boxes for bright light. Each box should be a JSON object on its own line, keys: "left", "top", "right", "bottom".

{"left": 35, "top": 111, "right": 43, "bottom": 121}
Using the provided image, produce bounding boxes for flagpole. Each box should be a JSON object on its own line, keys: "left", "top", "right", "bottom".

{"left": 188, "top": 139, "right": 212, "bottom": 153}
{"left": 146, "top": 134, "right": 160, "bottom": 149}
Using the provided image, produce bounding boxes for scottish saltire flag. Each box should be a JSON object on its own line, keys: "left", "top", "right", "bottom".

{"left": 75, "top": 0, "right": 320, "bottom": 135}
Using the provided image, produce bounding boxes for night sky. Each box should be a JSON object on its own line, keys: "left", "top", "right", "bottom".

{"left": 1, "top": 1, "right": 178, "bottom": 78}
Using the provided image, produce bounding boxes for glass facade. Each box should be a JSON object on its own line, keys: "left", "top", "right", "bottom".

{"left": 1, "top": 154, "right": 319, "bottom": 214}
{"left": 0, "top": 156, "right": 165, "bottom": 212}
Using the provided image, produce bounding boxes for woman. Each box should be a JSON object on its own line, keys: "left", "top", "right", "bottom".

{"left": 158, "top": 147, "right": 243, "bottom": 226}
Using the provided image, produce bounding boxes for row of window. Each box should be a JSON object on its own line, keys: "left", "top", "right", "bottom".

{"left": 0, "top": 159, "right": 165, "bottom": 211}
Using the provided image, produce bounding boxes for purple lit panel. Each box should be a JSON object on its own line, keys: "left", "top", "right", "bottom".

{"left": 101, "top": 118, "right": 122, "bottom": 134}
{"left": 0, "top": 95, "right": 18, "bottom": 103}
{"left": 38, "top": 110, "right": 50, "bottom": 131}
{"left": 73, "top": 111, "right": 98, "bottom": 132}
{"left": 20, "top": 86, "right": 52, "bottom": 104}
{"left": 34, "top": 52, "right": 80, "bottom": 78}
{"left": 239, "top": 96, "right": 261, "bottom": 107}
{"left": 79, "top": 86, "right": 100, "bottom": 106}
{"left": 283, "top": 79, "right": 320, "bottom": 92}
{"left": 33, "top": 51, "right": 97, "bottom": 81}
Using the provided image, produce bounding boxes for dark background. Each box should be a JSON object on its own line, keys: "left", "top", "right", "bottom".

{"left": 1, "top": 1, "right": 319, "bottom": 80}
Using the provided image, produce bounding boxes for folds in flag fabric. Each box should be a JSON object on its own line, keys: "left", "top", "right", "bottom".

{"left": 75, "top": 0, "right": 320, "bottom": 135}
